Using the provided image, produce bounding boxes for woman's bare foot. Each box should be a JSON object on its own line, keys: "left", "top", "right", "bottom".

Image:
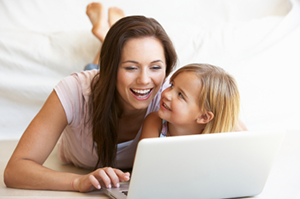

{"left": 86, "top": 2, "right": 110, "bottom": 42}
{"left": 108, "top": 7, "right": 125, "bottom": 27}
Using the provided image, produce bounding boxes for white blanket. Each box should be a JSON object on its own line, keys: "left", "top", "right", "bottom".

{"left": 0, "top": 0, "right": 299, "bottom": 140}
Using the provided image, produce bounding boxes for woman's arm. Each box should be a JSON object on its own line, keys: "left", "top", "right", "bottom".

{"left": 4, "top": 91, "right": 129, "bottom": 192}
{"left": 4, "top": 91, "right": 73, "bottom": 190}
{"left": 139, "top": 111, "right": 162, "bottom": 141}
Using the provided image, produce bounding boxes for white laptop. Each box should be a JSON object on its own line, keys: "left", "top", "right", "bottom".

{"left": 101, "top": 130, "right": 285, "bottom": 199}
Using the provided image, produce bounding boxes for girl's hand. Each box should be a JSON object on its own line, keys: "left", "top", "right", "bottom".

{"left": 72, "top": 167, "right": 130, "bottom": 192}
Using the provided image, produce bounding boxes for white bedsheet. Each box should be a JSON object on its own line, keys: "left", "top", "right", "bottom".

{"left": 0, "top": 0, "right": 299, "bottom": 140}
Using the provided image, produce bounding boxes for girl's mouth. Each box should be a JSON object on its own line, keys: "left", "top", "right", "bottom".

{"left": 130, "top": 88, "right": 153, "bottom": 100}
{"left": 161, "top": 102, "right": 171, "bottom": 111}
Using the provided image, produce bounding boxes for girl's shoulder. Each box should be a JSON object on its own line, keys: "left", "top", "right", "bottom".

{"left": 145, "top": 111, "right": 161, "bottom": 123}
{"left": 140, "top": 111, "right": 163, "bottom": 139}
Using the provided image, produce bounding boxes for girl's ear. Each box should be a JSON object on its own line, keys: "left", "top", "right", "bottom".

{"left": 197, "top": 111, "right": 214, "bottom": 124}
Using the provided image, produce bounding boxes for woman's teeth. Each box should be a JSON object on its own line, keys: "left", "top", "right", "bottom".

{"left": 131, "top": 89, "right": 151, "bottom": 94}
{"left": 131, "top": 89, "right": 152, "bottom": 97}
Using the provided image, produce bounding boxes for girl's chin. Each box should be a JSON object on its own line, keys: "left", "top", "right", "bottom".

{"left": 157, "top": 109, "right": 166, "bottom": 119}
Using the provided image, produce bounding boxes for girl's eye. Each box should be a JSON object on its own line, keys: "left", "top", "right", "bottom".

{"left": 179, "top": 92, "right": 184, "bottom": 99}
{"left": 170, "top": 83, "right": 174, "bottom": 88}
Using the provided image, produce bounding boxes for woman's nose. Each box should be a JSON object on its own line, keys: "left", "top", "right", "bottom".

{"left": 137, "top": 69, "right": 151, "bottom": 85}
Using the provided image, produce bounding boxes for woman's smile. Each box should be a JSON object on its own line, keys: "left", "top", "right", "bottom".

{"left": 130, "top": 88, "right": 153, "bottom": 100}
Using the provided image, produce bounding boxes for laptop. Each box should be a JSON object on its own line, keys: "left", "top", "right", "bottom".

{"left": 102, "top": 130, "right": 286, "bottom": 199}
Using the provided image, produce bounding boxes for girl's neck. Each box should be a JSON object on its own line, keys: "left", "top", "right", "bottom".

{"left": 167, "top": 122, "right": 206, "bottom": 136}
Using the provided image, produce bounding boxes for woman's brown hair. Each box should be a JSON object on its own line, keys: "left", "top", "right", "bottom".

{"left": 90, "top": 16, "right": 177, "bottom": 168}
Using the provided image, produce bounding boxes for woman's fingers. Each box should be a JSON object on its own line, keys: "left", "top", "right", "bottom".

{"left": 93, "top": 167, "right": 131, "bottom": 189}
{"left": 98, "top": 169, "right": 112, "bottom": 188}
{"left": 74, "top": 167, "right": 131, "bottom": 193}
{"left": 105, "top": 167, "right": 121, "bottom": 188}
{"left": 88, "top": 175, "right": 101, "bottom": 190}
{"left": 115, "top": 170, "right": 130, "bottom": 182}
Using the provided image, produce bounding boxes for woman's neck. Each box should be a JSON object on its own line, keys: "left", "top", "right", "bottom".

{"left": 118, "top": 108, "right": 148, "bottom": 143}
{"left": 120, "top": 107, "right": 147, "bottom": 118}
{"left": 116, "top": 92, "right": 148, "bottom": 118}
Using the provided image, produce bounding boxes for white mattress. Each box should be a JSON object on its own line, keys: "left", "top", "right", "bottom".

{"left": 0, "top": 0, "right": 299, "bottom": 140}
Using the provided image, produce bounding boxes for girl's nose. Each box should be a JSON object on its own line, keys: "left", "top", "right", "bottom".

{"left": 163, "top": 87, "right": 172, "bottom": 100}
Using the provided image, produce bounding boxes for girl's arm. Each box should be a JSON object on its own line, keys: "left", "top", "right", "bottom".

{"left": 4, "top": 91, "right": 129, "bottom": 192}
{"left": 236, "top": 119, "right": 248, "bottom": 131}
{"left": 139, "top": 111, "right": 162, "bottom": 141}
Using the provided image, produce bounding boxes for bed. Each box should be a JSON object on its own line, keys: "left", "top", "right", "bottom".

{"left": 0, "top": 0, "right": 300, "bottom": 198}
{"left": 1, "top": 0, "right": 300, "bottom": 140}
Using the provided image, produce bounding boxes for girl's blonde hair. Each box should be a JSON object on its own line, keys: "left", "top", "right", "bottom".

{"left": 170, "top": 63, "right": 240, "bottom": 134}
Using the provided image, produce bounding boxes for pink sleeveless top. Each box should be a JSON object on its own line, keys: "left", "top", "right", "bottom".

{"left": 54, "top": 69, "right": 170, "bottom": 169}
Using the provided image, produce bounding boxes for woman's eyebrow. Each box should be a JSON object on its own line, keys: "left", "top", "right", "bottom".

{"left": 121, "top": 60, "right": 139, "bottom": 64}
{"left": 151, "top": 60, "right": 164, "bottom": 64}
{"left": 121, "top": 60, "right": 164, "bottom": 64}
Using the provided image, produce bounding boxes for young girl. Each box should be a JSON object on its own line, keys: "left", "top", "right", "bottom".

{"left": 140, "top": 63, "right": 241, "bottom": 139}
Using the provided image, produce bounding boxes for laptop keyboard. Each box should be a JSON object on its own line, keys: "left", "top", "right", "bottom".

{"left": 121, "top": 191, "right": 128, "bottom": 196}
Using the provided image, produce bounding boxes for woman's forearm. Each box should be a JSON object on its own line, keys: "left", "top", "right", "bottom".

{"left": 4, "top": 158, "right": 80, "bottom": 191}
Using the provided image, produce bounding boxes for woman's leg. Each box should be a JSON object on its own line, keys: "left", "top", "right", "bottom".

{"left": 86, "top": 2, "right": 109, "bottom": 66}
{"left": 108, "top": 7, "right": 125, "bottom": 27}
{"left": 86, "top": 2, "right": 109, "bottom": 44}
{"left": 85, "top": 3, "right": 125, "bottom": 69}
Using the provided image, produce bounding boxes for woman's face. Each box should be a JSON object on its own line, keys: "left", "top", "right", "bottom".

{"left": 117, "top": 37, "right": 166, "bottom": 112}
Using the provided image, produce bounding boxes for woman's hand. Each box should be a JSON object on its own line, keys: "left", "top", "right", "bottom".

{"left": 73, "top": 167, "right": 130, "bottom": 192}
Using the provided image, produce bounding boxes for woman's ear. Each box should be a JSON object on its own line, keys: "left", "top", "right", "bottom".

{"left": 196, "top": 111, "right": 214, "bottom": 124}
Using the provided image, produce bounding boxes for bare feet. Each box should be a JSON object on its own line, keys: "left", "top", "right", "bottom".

{"left": 108, "top": 7, "right": 125, "bottom": 27}
{"left": 86, "top": 2, "right": 110, "bottom": 42}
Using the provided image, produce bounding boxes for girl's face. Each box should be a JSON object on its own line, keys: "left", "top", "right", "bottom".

{"left": 158, "top": 71, "right": 203, "bottom": 127}
{"left": 117, "top": 37, "right": 166, "bottom": 112}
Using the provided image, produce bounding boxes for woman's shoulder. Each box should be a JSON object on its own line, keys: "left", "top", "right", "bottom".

{"left": 72, "top": 69, "right": 99, "bottom": 79}
{"left": 70, "top": 69, "right": 98, "bottom": 86}
{"left": 54, "top": 69, "right": 99, "bottom": 125}
{"left": 57, "top": 69, "right": 98, "bottom": 89}
{"left": 63, "top": 69, "right": 99, "bottom": 96}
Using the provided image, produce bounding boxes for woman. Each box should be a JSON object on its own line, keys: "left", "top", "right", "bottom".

{"left": 4, "top": 3, "right": 177, "bottom": 192}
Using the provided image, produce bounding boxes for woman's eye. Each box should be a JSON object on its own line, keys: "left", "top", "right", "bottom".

{"left": 151, "top": 65, "right": 162, "bottom": 70}
{"left": 170, "top": 83, "right": 174, "bottom": 88}
{"left": 125, "top": 66, "right": 136, "bottom": 71}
